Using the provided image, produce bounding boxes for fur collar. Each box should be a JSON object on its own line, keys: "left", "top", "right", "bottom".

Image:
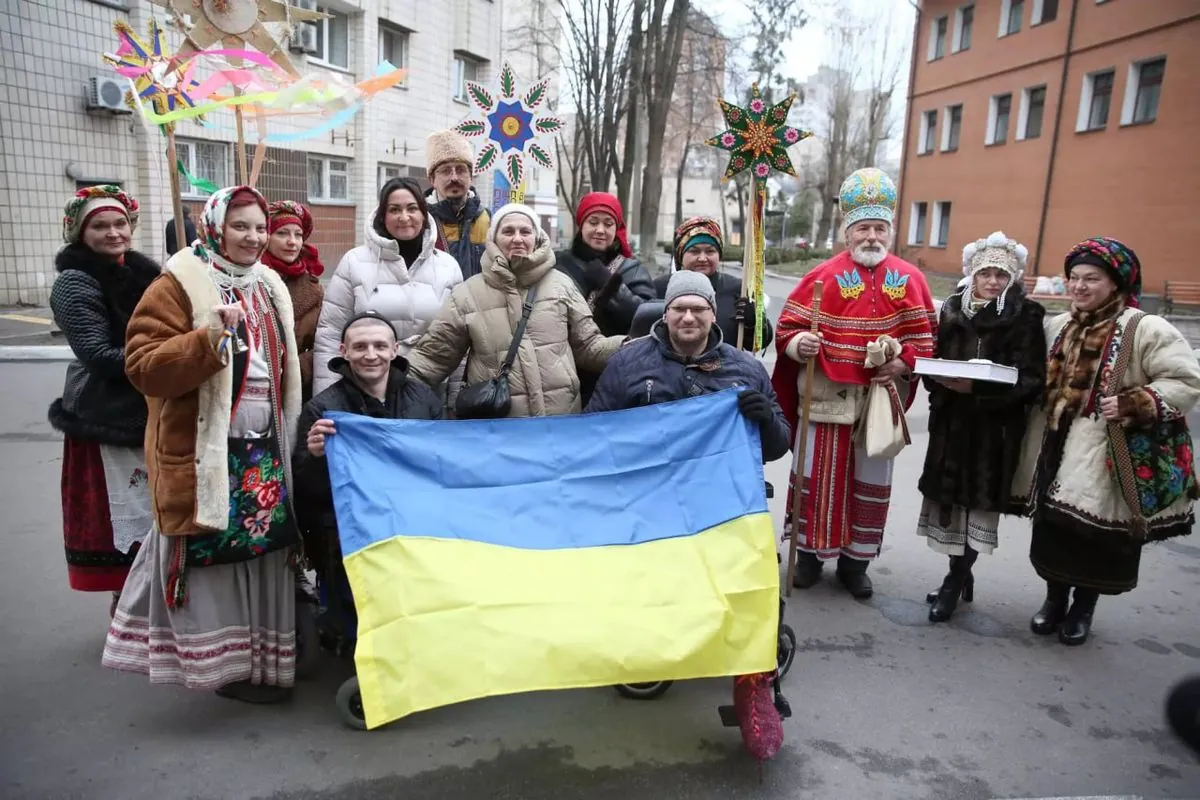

{"left": 55, "top": 246, "right": 160, "bottom": 319}
{"left": 941, "top": 285, "right": 1028, "bottom": 331}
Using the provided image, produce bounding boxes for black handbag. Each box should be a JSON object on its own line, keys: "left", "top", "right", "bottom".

{"left": 455, "top": 286, "right": 538, "bottom": 420}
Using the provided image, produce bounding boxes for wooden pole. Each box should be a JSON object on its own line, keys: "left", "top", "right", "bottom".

{"left": 784, "top": 279, "right": 823, "bottom": 597}
{"left": 234, "top": 86, "right": 249, "bottom": 185}
{"left": 164, "top": 124, "right": 187, "bottom": 258}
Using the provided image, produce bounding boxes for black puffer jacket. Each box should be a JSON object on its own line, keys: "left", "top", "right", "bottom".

{"left": 653, "top": 270, "right": 774, "bottom": 352}
{"left": 47, "top": 246, "right": 160, "bottom": 447}
{"left": 555, "top": 239, "right": 656, "bottom": 337}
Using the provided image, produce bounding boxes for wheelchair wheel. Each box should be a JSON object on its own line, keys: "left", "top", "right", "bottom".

{"left": 614, "top": 681, "right": 674, "bottom": 700}
{"left": 336, "top": 675, "right": 367, "bottom": 730}
{"left": 777, "top": 623, "right": 797, "bottom": 678}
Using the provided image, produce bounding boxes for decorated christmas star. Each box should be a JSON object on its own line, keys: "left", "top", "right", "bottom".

{"left": 454, "top": 61, "right": 562, "bottom": 189}
{"left": 706, "top": 83, "right": 811, "bottom": 182}
{"left": 103, "top": 18, "right": 202, "bottom": 117}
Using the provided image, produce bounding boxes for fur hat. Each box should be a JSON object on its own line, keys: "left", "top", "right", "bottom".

{"left": 62, "top": 185, "right": 139, "bottom": 244}
{"left": 664, "top": 270, "right": 716, "bottom": 311}
{"left": 426, "top": 130, "right": 474, "bottom": 178}
{"left": 962, "top": 231, "right": 1027, "bottom": 280}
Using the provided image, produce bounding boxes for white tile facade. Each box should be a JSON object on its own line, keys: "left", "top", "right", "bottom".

{"left": 0, "top": 0, "right": 515, "bottom": 305}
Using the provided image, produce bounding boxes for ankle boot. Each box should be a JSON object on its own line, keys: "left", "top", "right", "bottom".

{"left": 1058, "top": 588, "right": 1099, "bottom": 646}
{"left": 929, "top": 549, "right": 978, "bottom": 623}
{"left": 1030, "top": 581, "right": 1070, "bottom": 635}
{"left": 792, "top": 552, "right": 823, "bottom": 589}
{"left": 835, "top": 555, "right": 873, "bottom": 599}
{"left": 926, "top": 548, "right": 978, "bottom": 605}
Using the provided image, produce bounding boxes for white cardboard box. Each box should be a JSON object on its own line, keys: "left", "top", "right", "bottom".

{"left": 913, "top": 357, "right": 1018, "bottom": 385}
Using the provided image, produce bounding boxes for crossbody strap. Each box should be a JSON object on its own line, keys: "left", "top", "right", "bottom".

{"left": 500, "top": 286, "right": 538, "bottom": 376}
{"left": 1104, "top": 310, "right": 1148, "bottom": 538}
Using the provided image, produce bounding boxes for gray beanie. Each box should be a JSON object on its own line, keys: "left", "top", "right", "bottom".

{"left": 664, "top": 270, "right": 716, "bottom": 311}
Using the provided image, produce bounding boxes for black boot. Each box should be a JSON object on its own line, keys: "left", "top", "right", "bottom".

{"left": 929, "top": 548, "right": 978, "bottom": 623}
{"left": 792, "top": 552, "right": 823, "bottom": 589}
{"left": 835, "top": 555, "right": 873, "bottom": 599}
{"left": 1030, "top": 581, "right": 1070, "bottom": 635}
{"left": 1058, "top": 588, "right": 1098, "bottom": 646}
{"left": 925, "top": 550, "right": 977, "bottom": 605}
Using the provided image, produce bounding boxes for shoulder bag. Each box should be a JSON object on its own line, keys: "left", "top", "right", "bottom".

{"left": 455, "top": 286, "right": 538, "bottom": 420}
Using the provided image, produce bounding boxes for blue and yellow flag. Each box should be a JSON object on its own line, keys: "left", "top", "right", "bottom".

{"left": 325, "top": 389, "right": 780, "bottom": 729}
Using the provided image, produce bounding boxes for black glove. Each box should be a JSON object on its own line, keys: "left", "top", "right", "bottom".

{"left": 737, "top": 389, "right": 773, "bottom": 424}
{"left": 736, "top": 297, "right": 758, "bottom": 333}
{"left": 583, "top": 261, "right": 615, "bottom": 293}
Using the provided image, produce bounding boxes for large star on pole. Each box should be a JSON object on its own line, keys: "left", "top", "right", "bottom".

{"left": 103, "top": 18, "right": 202, "bottom": 118}
{"left": 706, "top": 83, "right": 811, "bottom": 183}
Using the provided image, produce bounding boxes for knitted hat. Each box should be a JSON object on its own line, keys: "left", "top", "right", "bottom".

{"left": 960, "top": 231, "right": 1028, "bottom": 316}
{"left": 267, "top": 200, "right": 313, "bottom": 239}
{"left": 62, "top": 185, "right": 139, "bottom": 244}
{"left": 489, "top": 203, "right": 547, "bottom": 247}
{"left": 673, "top": 216, "right": 723, "bottom": 266}
{"left": 838, "top": 168, "right": 896, "bottom": 230}
{"left": 1065, "top": 237, "right": 1142, "bottom": 308}
{"left": 426, "top": 129, "right": 474, "bottom": 178}
{"left": 664, "top": 270, "right": 716, "bottom": 311}
{"left": 575, "top": 192, "right": 632, "bottom": 258}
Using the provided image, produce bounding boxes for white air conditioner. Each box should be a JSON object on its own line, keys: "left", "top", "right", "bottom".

{"left": 288, "top": 22, "right": 319, "bottom": 54}
{"left": 87, "top": 76, "right": 132, "bottom": 114}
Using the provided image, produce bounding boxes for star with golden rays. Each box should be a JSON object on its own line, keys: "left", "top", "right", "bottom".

{"left": 706, "top": 83, "right": 811, "bottom": 183}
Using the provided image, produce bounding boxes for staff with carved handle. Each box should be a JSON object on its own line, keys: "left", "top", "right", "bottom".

{"left": 784, "top": 279, "right": 823, "bottom": 597}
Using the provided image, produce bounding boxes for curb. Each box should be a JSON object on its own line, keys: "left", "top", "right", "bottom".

{"left": 0, "top": 346, "right": 74, "bottom": 363}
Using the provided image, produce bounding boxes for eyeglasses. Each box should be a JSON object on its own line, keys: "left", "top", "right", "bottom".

{"left": 666, "top": 304, "right": 713, "bottom": 318}
{"left": 435, "top": 165, "right": 471, "bottom": 178}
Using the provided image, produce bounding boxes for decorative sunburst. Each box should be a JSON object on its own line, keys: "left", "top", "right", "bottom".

{"left": 148, "top": 0, "right": 326, "bottom": 77}
{"left": 454, "top": 61, "right": 561, "bottom": 188}
{"left": 103, "top": 18, "right": 202, "bottom": 118}
{"left": 706, "top": 83, "right": 811, "bottom": 183}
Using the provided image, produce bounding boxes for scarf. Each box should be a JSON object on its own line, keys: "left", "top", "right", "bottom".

{"left": 262, "top": 245, "right": 324, "bottom": 278}
{"left": 429, "top": 192, "right": 485, "bottom": 274}
{"left": 1044, "top": 293, "right": 1125, "bottom": 431}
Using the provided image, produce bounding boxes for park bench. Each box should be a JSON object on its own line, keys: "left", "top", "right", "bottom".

{"left": 1163, "top": 281, "right": 1200, "bottom": 315}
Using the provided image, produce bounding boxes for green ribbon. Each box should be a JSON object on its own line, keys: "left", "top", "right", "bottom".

{"left": 177, "top": 158, "right": 218, "bottom": 195}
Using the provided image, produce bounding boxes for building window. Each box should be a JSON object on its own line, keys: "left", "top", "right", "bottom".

{"left": 933, "top": 202, "right": 952, "bottom": 248}
{"left": 378, "top": 163, "right": 403, "bottom": 189}
{"left": 952, "top": 4, "right": 974, "bottom": 52}
{"left": 312, "top": 6, "right": 349, "bottom": 69}
{"left": 1077, "top": 69, "right": 1114, "bottom": 132}
{"left": 1122, "top": 57, "right": 1165, "bottom": 125}
{"left": 453, "top": 55, "right": 484, "bottom": 102}
{"left": 175, "top": 139, "right": 229, "bottom": 197}
{"left": 1017, "top": 85, "right": 1047, "bottom": 140}
{"left": 928, "top": 15, "right": 948, "bottom": 61}
{"left": 308, "top": 156, "right": 350, "bottom": 201}
{"left": 378, "top": 22, "right": 410, "bottom": 82}
{"left": 1032, "top": 0, "right": 1058, "bottom": 24}
{"left": 987, "top": 93, "right": 1012, "bottom": 145}
{"left": 941, "top": 104, "right": 963, "bottom": 152}
{"left": 919, "top": 110, "right": 937, "bottom": 155}
{"left": 908, "top": 202, "right": 928, "bottom": 245}
{"left": 999, "top": 0, "right": 1023, "bottom": 36}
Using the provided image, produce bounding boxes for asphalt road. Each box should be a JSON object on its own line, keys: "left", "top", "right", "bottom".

{"left": 2, "top": 360, "right": 1199, "bottom": 800}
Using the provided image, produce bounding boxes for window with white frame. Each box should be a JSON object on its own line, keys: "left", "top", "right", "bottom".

{"left": 928, "top": 15, "right": 948, "bottom": 61}
{"left": 308, "top": 156, "right": 350, "bottom": 201}
{"left": 908, "top": 202, "right": 928, "bottom": 245}
{"left": 1016, "top": 85, "right": 1047, "bottom": 140}
{"left": 999, "top": 0, "right": 1024, "bottom": 37}
{"left": 378, "top": 21, "right": 410, "bottom": 80}
{"left": 175, "top": 139, "right": 229, "bottom": 197}
{"left": 378, "top": 163, "right": 403, "bottom": 189}
{"left": 1121, "top": 57, "right": 1165, "bottom": 125}
{"left": 1076, "top": 68, "right": 1114, "bottom": 132}
{"left": 453, "top": 55, "right": 484, "bottom": 102}
{"left": 311, "top": 6, "right": 349, "bottom": 69}
{"left": 933, "top": 201, "right": 952, "bottom": 247}
{"left": 952, "top": 4, "right": 974, "bottom": 52}
{"left": 1032, "top": 0, "right": 1058, "bottom": 25}
{"left": 941, "top": 104, "right": 963, "bottom": 151}
{"left": 986, "top": 93, "right": 1013, "bottom": 145}
{"left": 918, "top": 109, "right": 938, "bottom": 154}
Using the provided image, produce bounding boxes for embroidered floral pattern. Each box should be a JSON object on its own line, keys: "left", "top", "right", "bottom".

{"left": 1119, "top": 422, "right": 1197, "bottom": 516}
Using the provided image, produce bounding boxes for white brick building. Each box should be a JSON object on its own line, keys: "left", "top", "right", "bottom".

{"left": 0, "top": 0, "right": 548, "bottom": 305}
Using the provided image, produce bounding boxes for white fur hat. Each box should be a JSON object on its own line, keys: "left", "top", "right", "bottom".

{"left": 962, "top": 231, "right": 1028, "bottom": 280}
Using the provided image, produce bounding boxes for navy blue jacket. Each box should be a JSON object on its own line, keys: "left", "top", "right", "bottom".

{"left": 585, "top": 320, "right": 792, "bottom": 462}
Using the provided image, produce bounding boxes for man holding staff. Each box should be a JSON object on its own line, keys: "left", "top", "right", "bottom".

{"left": 772, "top": 168, "right": 936, "bottom": 598}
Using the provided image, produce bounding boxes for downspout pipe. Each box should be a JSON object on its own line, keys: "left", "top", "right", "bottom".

{"left": 1033, "top": 0, "right": 1081, "bottom": 276}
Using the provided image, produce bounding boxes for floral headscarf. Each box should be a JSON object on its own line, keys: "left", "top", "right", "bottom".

{"left": 194, "top": 185, "right": 269, "bottom": 273}
{"left": 265, "top": 200, "right": 324, "bottom": 277}
{"left": 1064, "top": 237, "right": 1142, "bottom": 309}
{"left": 673, "top": 216, "right": 723, "bottom": 268}
{"left": 62, "top": 185, "right": 139, "bottom": 244}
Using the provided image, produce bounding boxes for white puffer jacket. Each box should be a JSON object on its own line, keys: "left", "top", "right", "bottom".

{"left": 313, "top": 215, "right": 463, "bottom": 394}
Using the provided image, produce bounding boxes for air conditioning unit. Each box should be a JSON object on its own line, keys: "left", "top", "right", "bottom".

{"left": 288, "top": 22, "right": 319, "bottom": 54}
{"left": 87, "top": 76, "right": 132, "bottom": 114}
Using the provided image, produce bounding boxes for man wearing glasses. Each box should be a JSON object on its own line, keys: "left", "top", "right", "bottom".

{"left": 425, "top": 130, "right": 491, "bottom": 279}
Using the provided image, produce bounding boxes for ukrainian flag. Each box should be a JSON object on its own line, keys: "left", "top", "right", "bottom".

{"left": 325, "top": 389, "right": 780, "bottom": 730}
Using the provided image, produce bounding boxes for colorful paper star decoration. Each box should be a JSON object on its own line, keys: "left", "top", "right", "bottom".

{"left": 103, "top": 18, "right": 202, "bottom": 118}
{"left": 706, "top": 83, "right": 811, "bottom": 182}
{"left": 454, "top": 61, "right": 563, "bottom": 188}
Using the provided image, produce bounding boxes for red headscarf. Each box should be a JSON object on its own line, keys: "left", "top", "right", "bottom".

{"left": 264, "top": 200, "right": 325, "bottom": 278}
{"left": 575, "top": 192, "right": 632, "bottom": 258}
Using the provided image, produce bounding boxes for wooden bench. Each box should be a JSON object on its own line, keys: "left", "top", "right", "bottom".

{"left": 1022, "top": 275, "right": 1066, "bottom": 302}
{"left": 1163, "top": 281, "right": 1200, "bottom": 315}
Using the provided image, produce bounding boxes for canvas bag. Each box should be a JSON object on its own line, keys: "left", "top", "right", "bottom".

{"left": 860, "top": 335, "right": 911, "bottom": 459}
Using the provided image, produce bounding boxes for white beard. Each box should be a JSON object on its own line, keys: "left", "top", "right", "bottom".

{"left": 852, "top": 244, "right": 888, "bottom": 267}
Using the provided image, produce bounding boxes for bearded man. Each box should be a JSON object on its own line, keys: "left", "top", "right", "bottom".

{"left": 771, "top": 168, "right": 937, "bottom": 598}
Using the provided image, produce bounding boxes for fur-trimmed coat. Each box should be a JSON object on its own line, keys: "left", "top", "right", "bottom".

{"left": 918, "top": 288, "right": 1046, "bottom": 512}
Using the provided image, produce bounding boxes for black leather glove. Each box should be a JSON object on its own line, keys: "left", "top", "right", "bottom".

{"left": 584, "top": 261, "right": 614, "bottom": 293}
{"left": 737, "top": 389, "right": 773, "bottom": 424}
{"left": 736, "top": 297, "right": 757, "bottom": 333}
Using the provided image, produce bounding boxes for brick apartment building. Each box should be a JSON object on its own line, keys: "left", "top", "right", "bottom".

{"left": 897, "top": 0, "right": 1200, "bottom": 292}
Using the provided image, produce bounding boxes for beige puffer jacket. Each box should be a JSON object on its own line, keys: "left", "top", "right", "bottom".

{"left": 408, "top": 240, "right": 623, "bottom": 417}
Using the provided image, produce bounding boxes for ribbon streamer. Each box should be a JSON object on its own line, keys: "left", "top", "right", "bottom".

{"left": 177, "top": 158, "right": 218, "bottom": 195}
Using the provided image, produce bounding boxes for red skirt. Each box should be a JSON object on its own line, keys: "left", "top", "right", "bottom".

{"left": 61, "top": 438, "right": 136, "bottom": 592}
